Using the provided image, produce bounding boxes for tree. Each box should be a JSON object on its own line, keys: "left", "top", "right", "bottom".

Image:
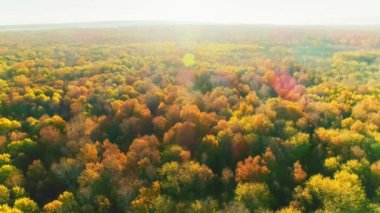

{"left": 94, "top": 195, "right": 111, "bottom": 213}
{"left": 41, "top": 191, "right": 81, "bottom": 213}
{"left": 159, "top": 161, "right": 214, "bottom": 199}
{"left": 0, "top": 185, "right": 9, "bottom": 204}
{"left": 14, "top": 197, "right": 39, "bottom": 213}
{"left": 324, "top": 156, "right": 341, "bottom": 173}
{"left": 131, "top": 181, "right": 161, "bottom": 212}
{"left": 6, "top": 138, "right": 38, "bottom": 157}
{"left": 163, "top": 122, "right": 197, "bottom": 152}
{"left": 235, "top": 156, "right": 270, "bottom": 183}
{"left": 77, "top": 162, "right": 104, "bottom": 201}
{"left": 152, "top": 116, "right": 168, "bottom": 136}
{"left": 115, "top": 99, "right": 152, "bottom": 142}
{"left": 276, "top": 206, "right": 302, "bottom": 213}
{"left": 65, "top": 115, "right": 97, "bottom": 154}
{"left": 228, "top": 114, "right": 274, "bottom": 135}
{"left": 0, "top": 165, "right": 24, "bottom": 187}
{"left": 0, "top": 80, "right": 9, "bottom": 93}
{"left": 162, "top": 145, "right": 191, "bottom": 163}
{"left": 371, "top": 160, "right": 380, "bottom": 177}
{"left": 292, "top": 161, "right": 307, "bottom": 183}
{"left": 54, "top": 191, "right": 78, "bottom": 212}
{"left": 126, "top": 135, "right": 161, "bottom": 179}
{"left": 101, "top": 139, "right": 127, "bottom": 176}
{"left": 0, "top": 118, "right": 21, "bottom": 134}
{"left": 42, "top": 200, "right": 63, "bottom": 213}
{"left": 51, "top": 158, "right": 80, "bottom": 190}
{"left": 12, "top": 186, "right": 27, "bottom": 199}
{"left": 231, "top": 133, "right": 250, "bottom": 162}
{"left": 188, "top": 197, "right": 219, "bottom": 213}
{"left": 235, "top": 182, "right": 272, "bottom": 211}
{"left": 145, "top": 90, "right": 164, "bottom": 114}
{"left": 0, "top": 154, "right": 11, "bottom": 167}
{"left": 79, "top": 142, "right": 99, "bottom": 163}
{"left": 220, "top": 201, "right": 249, "bottom": 213}
{"left": 198, "top": 134, "right": 219, "bottom": 169}
{"left": 315, "top": 128, "right": 364, "bottom": 147}
{"left": 267, "top": 70, "right": 304, "bottom": 101}
{"left": 0, "top": 204, "right": 21, "bottom": 213}
{"left": 305, "top": 170, "right": 369, "bottom": 212}
{"left": 39, "top": 126, "right": 63, "bottom": 144}
{"left": 285, "top": 132, "right": 310, "bottom": 160}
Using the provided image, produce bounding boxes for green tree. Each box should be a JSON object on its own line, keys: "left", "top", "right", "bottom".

{"left": 235, "top": 182, "right": 272, "bottom": 211}
{"left": 306, "top": 170, "right": 369, "bottom": 212}
{"left": 159, "top": 161, "right": 214, "bottom": 199}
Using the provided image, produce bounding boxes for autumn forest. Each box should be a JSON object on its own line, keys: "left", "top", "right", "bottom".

{"left": 0, "top": 26, "right": 380, "bottom": 212}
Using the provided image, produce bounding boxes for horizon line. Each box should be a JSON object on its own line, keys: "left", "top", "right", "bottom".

{"left": 2, "top": 19, "right": 380, "bottom": 27}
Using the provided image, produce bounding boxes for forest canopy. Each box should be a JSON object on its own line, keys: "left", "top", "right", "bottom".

{"left": 0, "top": 26, "right": 379, "bottom": 212}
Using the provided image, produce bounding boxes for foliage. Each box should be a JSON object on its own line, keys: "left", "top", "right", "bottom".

{"left": 13, "top": 197, "right": 39, "bottom": 213}
{"left": 235, "top": 182, "right": 272, "bottom": 211}
{"left": 0, "top": 26, "right": 379, "bottom": 211}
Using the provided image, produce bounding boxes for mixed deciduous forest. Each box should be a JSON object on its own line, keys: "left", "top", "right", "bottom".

{"left": 0, "top": 26, "right": 380, "bottom": 212}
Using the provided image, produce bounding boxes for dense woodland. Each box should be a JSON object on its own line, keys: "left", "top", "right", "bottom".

{"left": 0, "top": 26, "right": 380, "bottom": 212}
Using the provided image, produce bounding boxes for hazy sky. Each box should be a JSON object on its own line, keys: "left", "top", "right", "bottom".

{"left": 1, "top": 0, "right": 380, "bottom": 25}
